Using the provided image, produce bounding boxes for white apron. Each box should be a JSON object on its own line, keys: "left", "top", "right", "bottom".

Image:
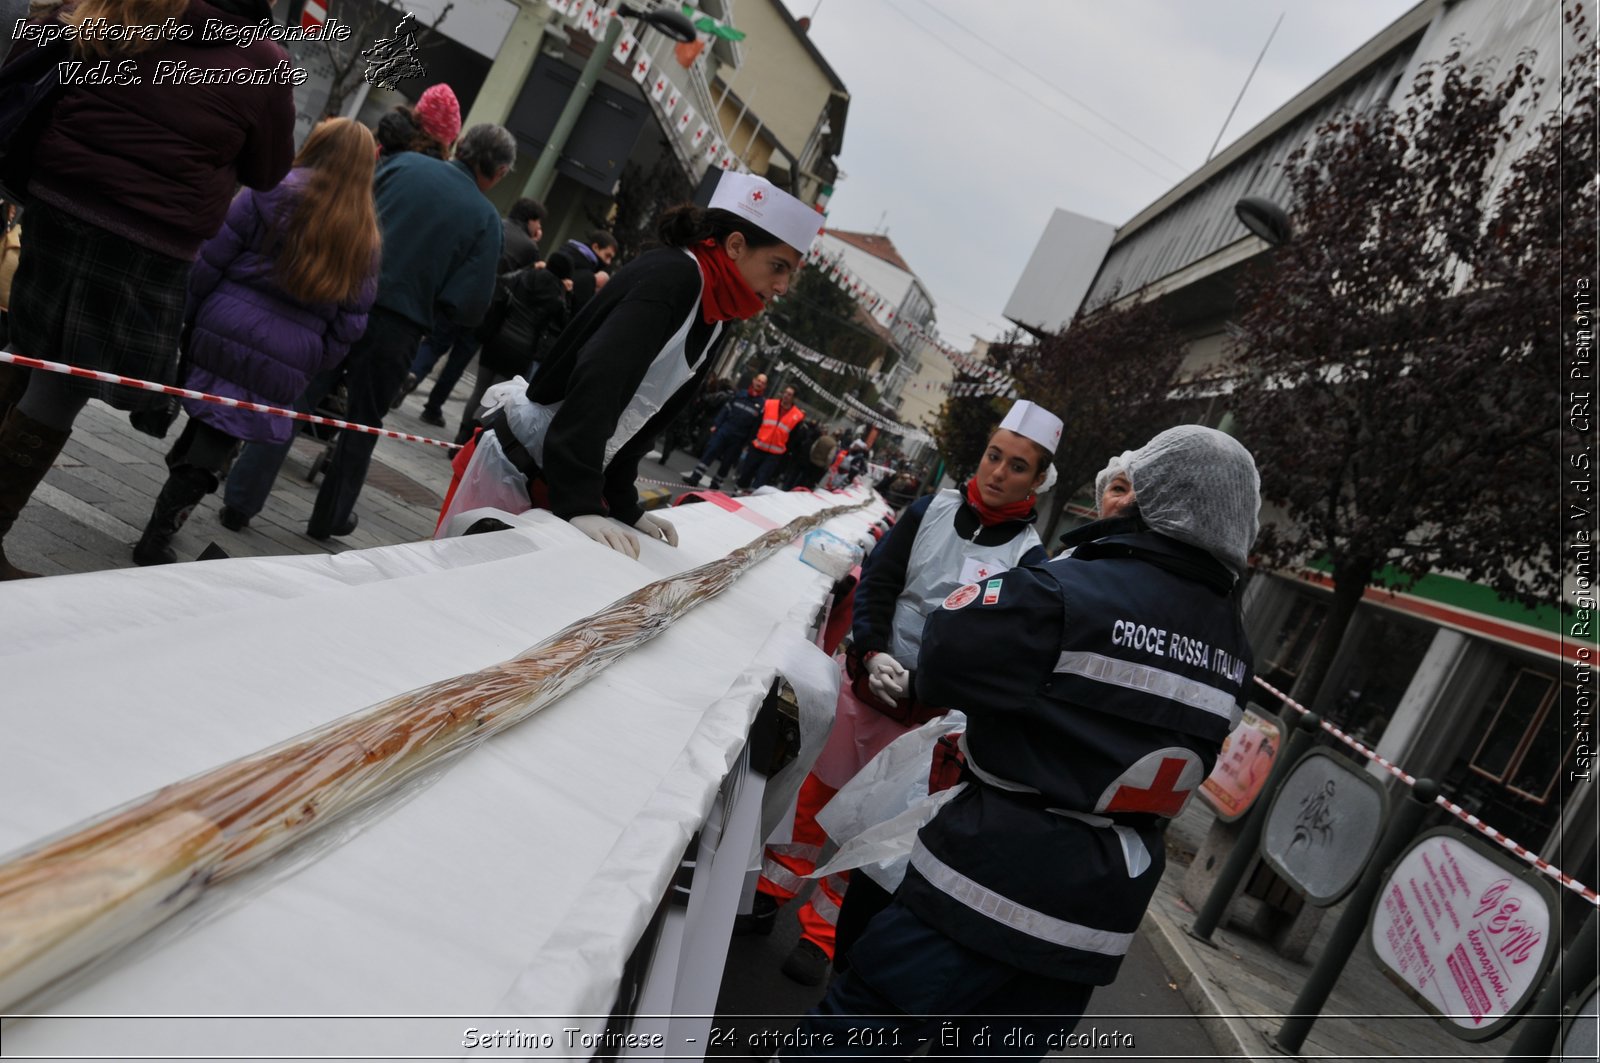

{"left": 437, "top": 251, "right": 718, "bottom": 534}
{"left": 888, "top": 489, "right": 1042, "bottom": 664}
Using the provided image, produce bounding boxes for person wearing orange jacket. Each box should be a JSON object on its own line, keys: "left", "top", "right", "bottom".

{"left": 734, "top": 385, "right": 805, "bottom": 490}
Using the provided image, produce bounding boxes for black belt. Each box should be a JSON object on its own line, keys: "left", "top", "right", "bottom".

{"left": 482, "top": 408, "right": 542, "bottom": 480}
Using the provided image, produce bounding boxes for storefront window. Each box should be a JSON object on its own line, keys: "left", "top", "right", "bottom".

{"left": 1258, "top": 594, "right": 1326, "bottom": 697}
{"left": 1317, "top": 607, "right": 1435, "bottom": 743}
{"left": 1441, "top": 656, "right": 1573, "bottom": 853}
{"left": 1470, "top": 668, "right": 1575, "bottom": 804}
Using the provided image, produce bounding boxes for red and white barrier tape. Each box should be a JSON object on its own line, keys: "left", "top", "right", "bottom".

{"left": 1254, "top": 675, "right": 1600, "bottom": 907}
{"left": 0, "top": 352, "right": 459, "bottom": 450}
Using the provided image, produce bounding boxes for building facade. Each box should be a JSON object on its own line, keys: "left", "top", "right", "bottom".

{"left": 1006, "top": 0, "right": 1591, "bottom": 924}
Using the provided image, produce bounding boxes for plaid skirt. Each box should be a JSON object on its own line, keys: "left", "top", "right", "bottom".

{"left": 9, "top": 200, "right": 190, "bottom": 412}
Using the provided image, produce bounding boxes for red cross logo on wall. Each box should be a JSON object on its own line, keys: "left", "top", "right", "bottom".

{"left": 1096, "top": 749, "right": 1205, "bottom": 817}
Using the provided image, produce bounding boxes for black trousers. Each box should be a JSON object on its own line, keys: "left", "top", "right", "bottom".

{"left": 307, "top": 307, "right": 423, "bottom": 537}
{"left": 786, "top": 899, "right": 1094, "bottom": 1061}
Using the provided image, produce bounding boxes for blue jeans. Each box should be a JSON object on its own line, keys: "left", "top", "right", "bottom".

{"left": 413, "top": 319, "right": 481, "bottom": 417}
{"left": 223, "top": 367, "right": 340, "bottom": 519}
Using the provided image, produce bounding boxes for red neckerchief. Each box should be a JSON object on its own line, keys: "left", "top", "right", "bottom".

{"left": 965, "top": 476, "right": 1035, "bottom": 526}
{"left": 689, "top": 239, "right": 764, "bottom": 322}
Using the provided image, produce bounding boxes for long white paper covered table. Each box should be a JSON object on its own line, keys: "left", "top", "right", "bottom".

{"left": 0, "top": 487, "right": 885, "bottom": 1060}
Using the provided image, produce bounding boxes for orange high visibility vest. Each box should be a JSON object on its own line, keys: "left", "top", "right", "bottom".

{"left": 752, "top": 399, "right": 805, "bottom": 454}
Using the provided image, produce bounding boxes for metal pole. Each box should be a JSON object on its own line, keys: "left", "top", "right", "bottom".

{"left": 1272, "top": 778, "right": 1441, "bottom": 1055}
{"left": 1505, "top": 908, "right": 1598, "bottom": 1062}
{"left": 1207, "top": 10, "right": 1284, "bottom": 164}
{"left": 523, "top": 16, "right": 626, "bottom": 202}
{"left": 1190, "top": 711, "right": 1321, "bottom": 942}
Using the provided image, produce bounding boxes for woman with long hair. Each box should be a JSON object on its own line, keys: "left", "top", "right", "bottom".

{"left": 436, "top": 173, "right": 822, "bottom": 558}
{"left": 132, "top": 118, "right": 380, "bottom": 565}
{"left": 0, "top": 0, "right": 295, "bottom": 578}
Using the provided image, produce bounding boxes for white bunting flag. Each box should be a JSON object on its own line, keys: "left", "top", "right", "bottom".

{"left": 650, "top": 74, "right": 669, "bottom": 101}
{"left": 631, "top": 53, "right": 651, "bottom": 84}
{"left": 691, "top": 123, "right": 709, "bottom": 147}
{"left": 613, "top": 32, "right": 636, "bottom": 64}
{"left": 664, "top": 87, "right": 681, "bottom": 113}
{"left": 676, "top": 105, "right": 696, "bottom": 134}
{"left": 705, "top": 138, "right": 721, "bottom": 163}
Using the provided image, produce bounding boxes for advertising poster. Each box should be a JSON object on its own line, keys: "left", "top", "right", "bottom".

{"left": 1198, "top": 707, "right": 1281, "bottom": 821}
{"left": 1368, "top": 827, "right": 1558, "bottom": 1041}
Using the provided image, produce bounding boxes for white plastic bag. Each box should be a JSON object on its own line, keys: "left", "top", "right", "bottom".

{"left": 812, "top": 711, "right": 967, "bottom": 892}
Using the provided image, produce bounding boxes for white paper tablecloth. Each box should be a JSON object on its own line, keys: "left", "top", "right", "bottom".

{"left": 0, "top": 488, "right": 885, "bottom": 1060}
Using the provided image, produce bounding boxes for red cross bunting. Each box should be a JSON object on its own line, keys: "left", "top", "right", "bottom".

{"left": 1102, "top": 756, "right": 1196, "bottom": 817}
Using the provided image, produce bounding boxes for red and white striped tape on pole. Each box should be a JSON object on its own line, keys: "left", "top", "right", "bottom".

{"left": 0, "top": 352, "right": 458, "bottom": 450}
{"left": 300, "top": 0, "right": 327, "bottom": 32}
{"left": 1253, "top": 675, "right": 1600, "bottom": 907}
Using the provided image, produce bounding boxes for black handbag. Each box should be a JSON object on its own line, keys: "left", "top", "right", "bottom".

{"left": 0, "top": 34, "right": 71, "bottom": 202}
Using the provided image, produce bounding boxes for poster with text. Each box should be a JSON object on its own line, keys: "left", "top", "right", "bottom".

{"left": 1368, "top": 827, "right": 1558, "bottom": 1041}
{"left": 1198, "top": 707, "right": 1281, "bottom": 821}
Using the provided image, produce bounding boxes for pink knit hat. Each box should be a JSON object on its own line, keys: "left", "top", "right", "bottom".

{"left": 413, "top": 84, "right": 461, "bottom": 148}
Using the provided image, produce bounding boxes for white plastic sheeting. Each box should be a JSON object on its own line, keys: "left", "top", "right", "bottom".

{"left": 0, "top": 487, "right": 885, "bottom": 1060}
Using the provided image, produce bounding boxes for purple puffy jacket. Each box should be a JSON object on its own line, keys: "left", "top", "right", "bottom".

{"left": 180, "top": 171, "right": 379, "bottom": 444}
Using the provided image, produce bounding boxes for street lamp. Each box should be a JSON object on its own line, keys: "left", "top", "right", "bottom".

{"left": 1235, "top": 196, "right": 1293, "bottom": 247}
{"left": 523, "top": 3, "right": 698, "bottom": 202}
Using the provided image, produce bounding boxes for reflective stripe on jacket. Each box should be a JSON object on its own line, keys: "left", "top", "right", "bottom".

{"left": 752, "top": 400, "right": 805, "bottom": 453}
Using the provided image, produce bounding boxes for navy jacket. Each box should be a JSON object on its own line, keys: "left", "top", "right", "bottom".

{"left": 901, "top": 520, "right": 1253, "bottom": 984}
{"left": 369, "top": 154, "right": 502, "bottom": 333}
{"left": 711, "top": 388, "right": 767, "bottom": 446}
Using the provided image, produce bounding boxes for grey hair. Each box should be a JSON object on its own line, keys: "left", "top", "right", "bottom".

{"left": 455, "top": 124, "right": 517, "bottom": 178}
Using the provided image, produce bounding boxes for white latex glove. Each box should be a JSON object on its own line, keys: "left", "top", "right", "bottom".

{"left": 865, "top": 653, "right": 909, "bottom": 707}
{"left": 634, "top": 511, "right": 679, "bottom": 547}
{"left": 570, "top": 514, "right": 640, "bottom": 559}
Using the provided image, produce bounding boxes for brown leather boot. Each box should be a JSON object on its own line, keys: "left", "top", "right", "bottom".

{"left": 0, "top": 407, "right": 71, "bottom": 580}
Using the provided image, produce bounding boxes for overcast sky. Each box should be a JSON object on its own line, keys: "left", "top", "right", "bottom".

{"left": 779, "top": 0, "right": 1421, "bottom": 348}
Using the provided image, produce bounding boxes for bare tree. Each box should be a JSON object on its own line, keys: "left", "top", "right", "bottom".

{"left": 315, "top": 0, "right": 454, "bottom": 119}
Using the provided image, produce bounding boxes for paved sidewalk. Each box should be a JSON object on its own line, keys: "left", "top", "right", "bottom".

{"left": 1147, "top": 802, "right": 1517, "bottom": 1061}
{"left": 7, "top": 370, "right": 702, "bottom": 577}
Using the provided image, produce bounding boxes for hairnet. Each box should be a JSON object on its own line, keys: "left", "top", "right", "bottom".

{"left": 1124, "top": 426, "right": 1260, "bottom": 575}
{"left": 1094, "top": 451, "right": 1135, "bottom": 516}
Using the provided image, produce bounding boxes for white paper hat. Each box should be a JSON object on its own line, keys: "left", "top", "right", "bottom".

{"left": 999, "top": 399, "right": 1063, "bottom": 454}
{"left": 708, "top": 172, "right": 823, "bottom": 254}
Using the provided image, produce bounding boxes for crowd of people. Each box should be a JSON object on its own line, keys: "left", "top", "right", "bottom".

{"left": 0, "top": 3, "right": 1266, "bottom": 1054}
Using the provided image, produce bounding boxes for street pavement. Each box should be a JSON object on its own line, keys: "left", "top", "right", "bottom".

{"left": 8, "top": 368, "right": 1522, "bottom": 1060}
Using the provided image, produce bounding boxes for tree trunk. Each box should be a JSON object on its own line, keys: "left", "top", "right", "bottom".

{"left": 1043, "top": 482, "right": 1070, "bottom": 545}
{"left": 1291, "top": 565, "right": 1371, "bottom": 712}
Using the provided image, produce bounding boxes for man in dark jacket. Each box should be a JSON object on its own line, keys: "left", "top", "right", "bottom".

{"left": 547, "top": 230, "right": 617, "bottom": 313}
{"left": 303, "top": 124, "right": 512, "bottom": 539}
{"left": 400, "top": 196, "right": 546, "bottom": 420}
{"left": 681, "top": 373, "right": 767, "bottom": 489}
{"left": 790, "top": 425, "right": 1261, "bottom": 1052}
